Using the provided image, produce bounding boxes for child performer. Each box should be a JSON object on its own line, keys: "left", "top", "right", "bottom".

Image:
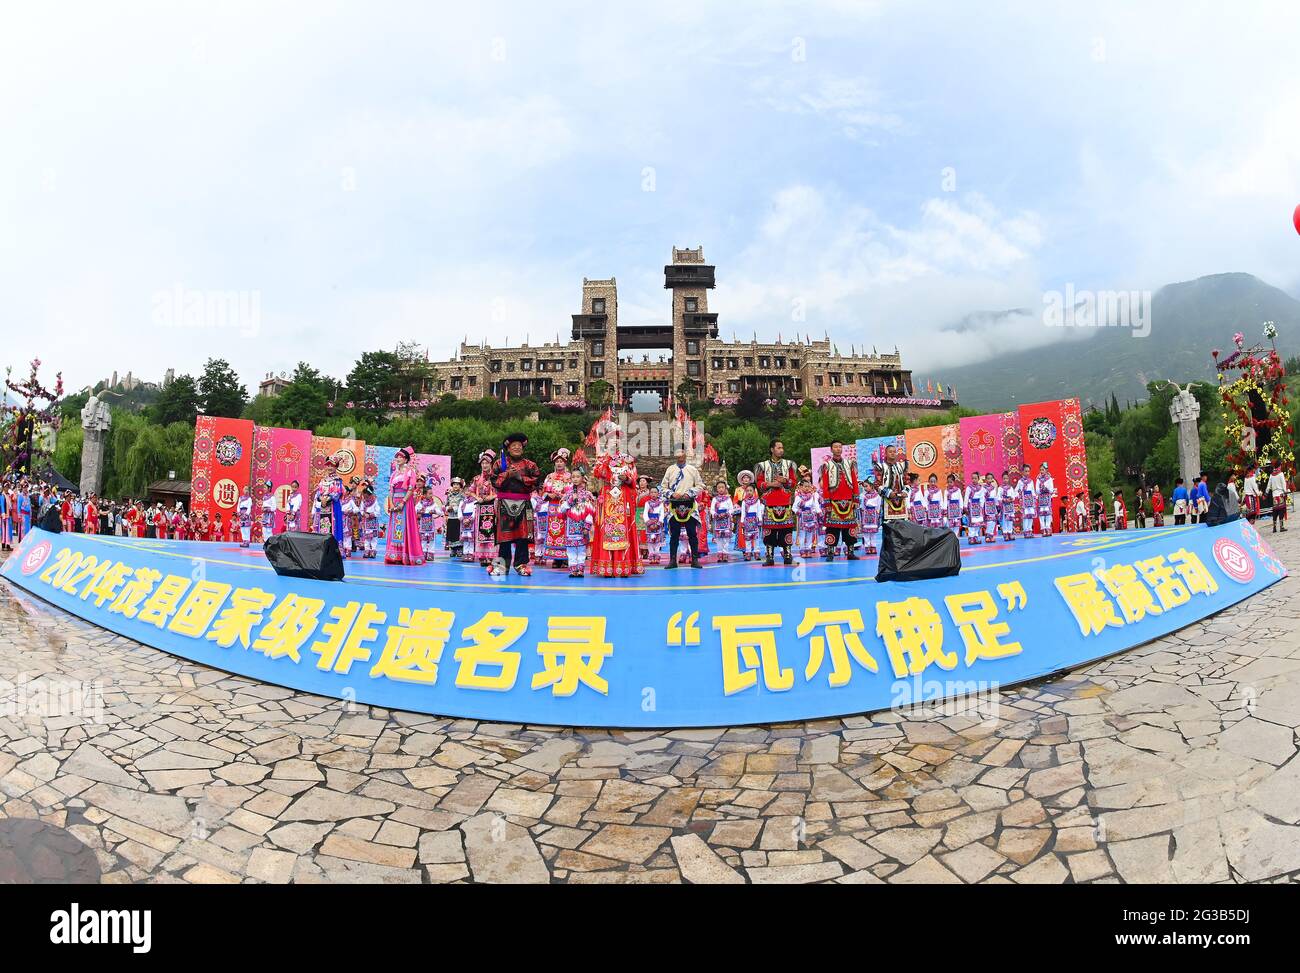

{"left": 458, "top": 491, "right": 479, "bottom": 563}
{"left": 793, "top": 474, "right": 822, "bottom": 559}
{"left": 1113, "top": 490, "right": 1128, "bottom": 530}
{"left": 965, "top": 473, "right": 985, "bottom": 545}
{"left": 983, "top": 474, "right": 1001, "bottom": 543}
{"left": 909, "top": 474, "right": 927, "bottom": 526}
{"left": 738, "top": 484, "right": 764, "bottom": 561}
{"left": 709, "top": 481, "right": 736, "bottom": 562}
{"left": 643, "top": 489, "right": 667, "bottom": 565}
{"left": 1017, "top": 464, "right": 1037, "bottom": 538}
{"left": 1150, "top": 485, "right": 1165, "bottom": 527}
{"left": 925, "top": 475, "right": 945, "bottom": 530}
{"left": 1036, "top": 462, "right": 1056, "bottom": 537}
{"left": 561, "top": 479, "right": 596, "bottom": 578}
{"left": 260, "top": 479, "right": 277, "bottom": 540}
{"left": 445, "top": 477, "right": 465, "bottom": 559}
{"left": 285, "top": 481, "right": 303, "bottom": 532}
{"left": 945, "top": 473, "right": 963, "bottom": 537}
{"left": 1091, "top": 492, "right": 1108, "bottom": 531}
{"left": 998, "top": 472, "right": 1017, "bottom": 542}
{"left": 359, "top": 486, "right": 380, "bottom": 558}
{"left": 236, "top": 487, "right": 254, "bottom": 548}
{"left": 1267, "top": 463, "right": 1289, "bottom": 533}
{"left": 733, "top": 470, "right": 756, "bottom": 554}
{"left": 1240, "top": 466, "right": 1259, "bottom": 524}
{"left": 340, "top": 490, "right": 358, "bottom": 557}
{"left": 860, "top": 478, "right": 882, "bottom": 554}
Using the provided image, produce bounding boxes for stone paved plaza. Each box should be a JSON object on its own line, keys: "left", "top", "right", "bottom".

{"left": 1, "top": 528, "right": 1299, "bottom": 885}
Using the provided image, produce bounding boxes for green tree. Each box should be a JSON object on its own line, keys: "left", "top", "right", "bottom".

{"left": 711, "top": 422, "right": 770, "bottom": 480}
{"left": 198, "top": 359, "right": 248, "bottom": 418}
{"left": 270, "top": 363, "right": 330, "bottom": 430}
{"left": 346, "top": 350, "right": 403, "bottom": 421}
{"left": 1084, "top": 430, "right": 1116, "bottom": 498}
{"left": 586, "top": 380, "right": 612, "bottom": 409}
{"left": 54, "top": 423, "right": 83, "bottom": 485}
{"left": 152, "top": 374, "right": 201, "bottom": 426}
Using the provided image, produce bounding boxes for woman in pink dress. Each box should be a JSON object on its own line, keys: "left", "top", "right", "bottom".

{"left": 384, "top": 446, "right": 425, "bottom": 565}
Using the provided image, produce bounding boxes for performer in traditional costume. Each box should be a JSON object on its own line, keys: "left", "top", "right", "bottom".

{"left": 945, "top": 475, "right": 963, "bottom": 536}
{"left": 458, "top": 490, "right": 479, "bottom": 563}
{"left": 171, "top": 504, "right": 187, "bottom": 540}
{"left": 925, "top": 475, "right": 945, "bottom": 530}
{"left": 83, "top": 495, "right": 98, "bottom": 535}
{"left": 755, "top": 439, "right": 798, "bottom": 566}
{"left": 1036, "top": 463, "right": 1056, "bottom": 536}
{"left": 908, "top": 474, "right": 927, "bottom": 526}
{"left": 445, "top": 478, "right": 465, "bottom": 559}
{"left": 560, "top": 481, "right": 595, "bottom": 578}
{"left": 1267, "top": 463, "right": 1289, "bottom": 532}
{"left": 493, "top": 432, "right": 541, "bottom": 576}
{"left": 285, "top": 481, "right": 303, "bottom": 532}
{"left": 709, "top": 481, "right": 736, "bottom": 562}
{"left": 793, "top": 473, "right": 822, "bottom": 559}
{"left": 0, "top": 487, "right": 10, "bottom": 552}
{"left": 738, "top": 485, "right": 764, "bottom": 561}
{"left": 1241, "top": 465, "right": 1260, "bottom": 524}
{"left": 590, "top": 427, "right": 643, "bottom": 578}
{"left": 236, "top": 487, "right": 253, "bottom": 548}
{"left": 60, "top": 491, "right": 75, "bottom": 533}
{"left": 538, "top": 450, "right": 572, "bottom": 567}
{"left": 860, "top": 478, "right": 883, "bottom": 555}
{"left": 467, "top": 452, "right": 498, "bottom": 566}
{"left": 642, "top": 489, "right": 667, "bottom": 565}
{"left": 1091, "top": 492, "right": 1108, "bottom": 531}
{"left": 818, "top": 442, "right": 859, "bottom": 561}
{"left": 1113, "top": 490, "right": 1128, "bottom": 530}
{"left": 732, "top": 470, "right": 756, "bottom": 554}
{"left": 1015, "top": 464, "right": 1037, "bottom": 538}
{"left": 361, "top": 485, "right": 382, "bottom": 558}
{"left": 341, "top": 490, "right": 358, "bottom": 557}
{"left": 260, "top": 479, "right": 277, "bottom": 540}
{"left": 384, "top": 446, "right": 425, "bottom": 566}
{"left": 982, "top": 474, "right": 1001, "bottom": 543}
{"left": 998, "top": 473, "right": 1018, "bottom": 541}
{"left": 965, "top": 473, "right": 985, "bottom": 545}
{"left": 416, "top": 482, "right": 436, "bottom": 556}
{"left": 1150, "top": 485, "right": 1165, "bottom": 527}
{"left": 874, "top": 442, "right": 909, "bottom": 521}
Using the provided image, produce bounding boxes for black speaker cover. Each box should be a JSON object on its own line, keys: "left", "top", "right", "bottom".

{"left": 263, "top": 531, "right": 345, "bottom": 581}
{"left": 39, "top": 507, "right": 62, "bottom": 533}
{"left": 1204, "top": 484, "right": 1239, "bottom": 527}
{"left": 876, "top": 519, "right": 962, "bottom": 583}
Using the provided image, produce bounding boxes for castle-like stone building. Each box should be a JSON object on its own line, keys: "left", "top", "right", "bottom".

{"left": 426, "top": 247, "right": 954, "bottom": 419}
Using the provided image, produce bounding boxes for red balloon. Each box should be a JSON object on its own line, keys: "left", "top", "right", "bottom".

{"left": 1295, "top": 203, "right": 1300, "bottom": 235}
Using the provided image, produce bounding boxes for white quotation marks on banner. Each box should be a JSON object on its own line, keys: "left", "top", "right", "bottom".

{"left": 997, "top": 580, "right": 1028, "bottom": 611}
{"left": 666, "top": 611, "right": 701, "bottom": 647}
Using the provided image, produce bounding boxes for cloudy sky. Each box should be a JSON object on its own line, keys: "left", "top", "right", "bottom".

{"left": 4, "top": 1, "right": 1299, "bottom": 396}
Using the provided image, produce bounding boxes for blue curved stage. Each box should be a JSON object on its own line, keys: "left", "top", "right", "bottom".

{"left": 0, "top": 522, "right": 1287, "bottom": 727}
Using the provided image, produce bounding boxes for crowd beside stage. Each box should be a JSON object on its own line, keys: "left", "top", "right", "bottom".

{"left": 4, "top": 446, "right": 1291, "bottom": 574}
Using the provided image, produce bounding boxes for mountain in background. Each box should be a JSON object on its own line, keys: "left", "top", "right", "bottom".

{"left": 933, "top": 273, "right": 1300, "bottom": 412}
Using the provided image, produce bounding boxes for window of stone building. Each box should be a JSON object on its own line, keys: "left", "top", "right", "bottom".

{"left": 522, "top": 359, "right": 532, "bottom": 371}
{"left": 794, "top": 378, "right": 803, "bottom": 392}
{"left": 686, "top": 340, "right": 699, "bottom": 355}
{"left": 685, "top": 297, "right": 698, "bottom": 312}
{"left": 815, "top": 375, "right": 824, "bottom": 387}
{"left": 593, "top": 340, "right": 604, "bottom": 356}
{"left": 831, "top": 373, "right": 841, "bottom": 386}
{"left": 591, "top": 362, "right": 604, "bottom": 378}
{"left": 759, "top": 356, "right": 770, "bottom": 368}
{"left": 775, "top": 357, "right": 785, "bottom": 368}
{"left": 791, "top": 358, "right": 800, "bottom": 369}
{"left": 728, "top": 381, "right": 739, "bottom": 393}
{"left": 712, "top": 358, "right": 723, "bottom": 369}
{"left": 451, "top": 377, "right": 462, "bottom": 390}
{"left": 743, "top": 357, "right": 753, "bottom": 367}
{"left": 592, "top": 298, "right": 606, "bottom": 313}
{"left": 568, "top": 382, "right": 579, "bottom": 395}
{"left": 490, "top": 360, "right": 502, "bottom": 372}
{"left": 687, "top": 361, "right": 700, "bottom": 376}
{"left": 728, "top": 358, "right": 738, "bottom": 369}
{"left": 711, "top": 384, "right": 719, "bottom": 394}
{"left": 438, "top": 380, "right": 446, "bottom": 391}
{"left": 468, "top": 376, "right": 477, "bottom": 387}
{"left": 569, "top": 358, "right": 579, "bottom": 369}
{"left": 506, "top": 362, "right": 515, "bottom": 372}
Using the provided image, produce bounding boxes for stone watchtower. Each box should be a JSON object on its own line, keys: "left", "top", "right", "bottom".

{"left": 665, "top": 246, "right": 717, "bottom": 399}
{"left": 571, "top": 278, "right": 619, "bottom": 405}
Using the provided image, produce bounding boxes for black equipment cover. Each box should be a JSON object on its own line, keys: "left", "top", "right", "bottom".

{"left": 876, "top": 519, "right": 962, "bottom": 583}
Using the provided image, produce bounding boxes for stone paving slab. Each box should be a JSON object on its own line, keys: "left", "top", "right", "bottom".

{"left": 1, "top": 527, "right": 1299, "bottom": 884}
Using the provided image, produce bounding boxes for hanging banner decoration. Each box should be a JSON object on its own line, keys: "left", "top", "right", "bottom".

{"left": 855, "top": 435, "right": 905, "bottom": 484}
{"left": 266, "top": 427, "right": 312, "bottom": 532}
{"left": 903, "top": 425, "right": 945, "bottom": 481}
{"left": 370, "top": 445, "right": 398, "bottom": 527}
{"left": 2, "top": 522, "right": 1284, "bottom": 729}
{"left": 959, "top": 414, "right": 1006, "bottom": 479}
{"left": 309, "top": 436, "right": 367, "bottom": 495}
{"left": 190, "top": 417, "right": 254, "bottom": 524}
{"left": 1018, "top": 398, "right": 1071, "bottom": 523}
{"left": 1060, "top": 397, "right": 1090, "bottom": 499}
{"left": 1000, "top": 411, "right": 1024, "bottom": 472}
